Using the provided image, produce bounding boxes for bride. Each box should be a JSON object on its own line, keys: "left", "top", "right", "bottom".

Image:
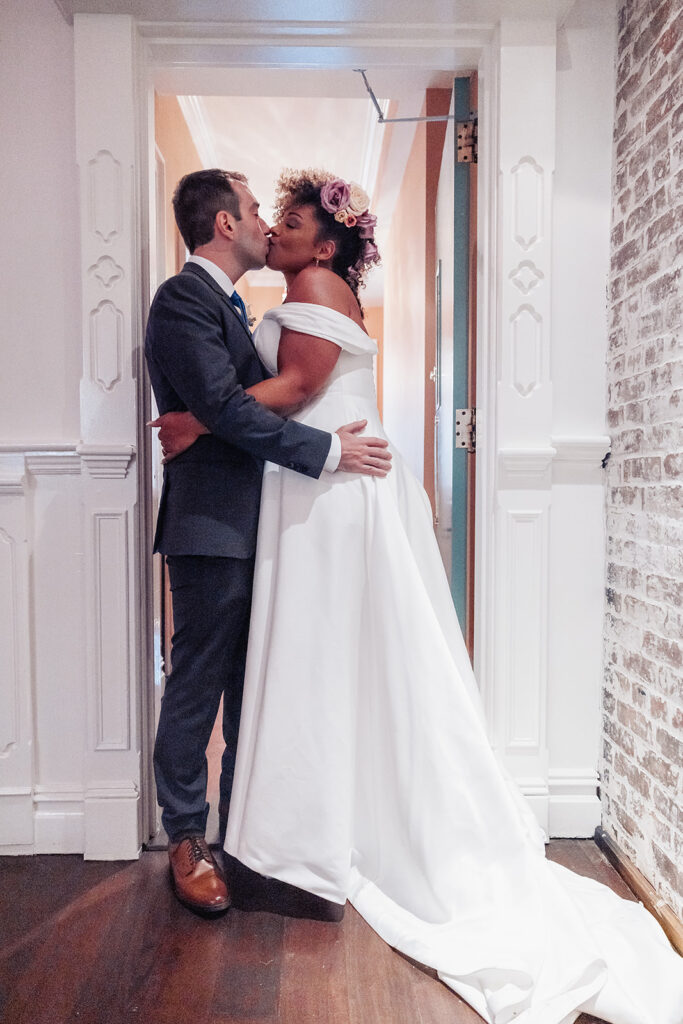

{"left": 155, "top": 169, "right": 683, "bottom": 1024}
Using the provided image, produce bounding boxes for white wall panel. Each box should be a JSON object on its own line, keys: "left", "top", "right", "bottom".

{"left": 546, "top": 0, "right": 615, "bottom": 836}
{"left": 75, "top": 14, "right": 143, "bottom": 859}
{"left": 484, "top": 21, "right": 557, "bottom": 833}
{"left": 0, "top": 0, "right": 81, "bottom": 443}
{"left": 0, "top": 460, "right": 33, "bottom": 846}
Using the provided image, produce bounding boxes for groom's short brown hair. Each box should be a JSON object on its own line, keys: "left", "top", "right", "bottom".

{"left": 173, "top": 169, "right": 248, "bottom": 253}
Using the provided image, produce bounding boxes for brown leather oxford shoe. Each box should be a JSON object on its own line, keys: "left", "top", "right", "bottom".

{"left": 168, "top": 836, "right": 231, "bottom": 915}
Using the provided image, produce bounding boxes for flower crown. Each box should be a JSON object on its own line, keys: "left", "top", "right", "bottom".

{"left": 319, "top": 177, "right": 380, "bottom": 273}
{"left": 320, "top": 179, "right": 371, "bottom": 229}
{"left": 274, "top": 168, "right": 381, "bottom": 291}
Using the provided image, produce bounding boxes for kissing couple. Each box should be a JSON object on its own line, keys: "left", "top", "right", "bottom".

{"left": 145, "top": 168, "right": 682, "bottom": 1024}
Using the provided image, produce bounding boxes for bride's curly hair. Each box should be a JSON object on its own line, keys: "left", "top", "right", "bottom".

{"left": 273, "top": 169, "right": 381, "bottom": 311}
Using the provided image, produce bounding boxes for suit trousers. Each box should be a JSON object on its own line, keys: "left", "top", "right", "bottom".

{"left": 154, "top": 554, "right": 254, "bottom": 842}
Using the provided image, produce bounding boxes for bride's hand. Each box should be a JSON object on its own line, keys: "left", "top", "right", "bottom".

{"left": 147, "top": 411, "right": 209, "bottom": 462}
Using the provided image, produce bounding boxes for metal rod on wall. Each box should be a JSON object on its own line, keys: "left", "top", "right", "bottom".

{"left": 354, "top": 69, "right": 456, "bottom": 124}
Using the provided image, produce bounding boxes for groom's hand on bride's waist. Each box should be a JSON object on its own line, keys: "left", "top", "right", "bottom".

{"left": 336, "top": 420, "right": 392, "bottom": 477}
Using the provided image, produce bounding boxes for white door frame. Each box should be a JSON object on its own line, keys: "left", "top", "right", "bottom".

{"left": 69, "top": 7, "right": 599, "bottom": 857}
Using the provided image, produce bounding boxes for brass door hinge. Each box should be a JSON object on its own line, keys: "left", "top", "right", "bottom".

{"left": 456, "top": 118, "right": 478, "bottom": 163}
{"left": 455, "top": 408, "right": 476, "bottom": 453}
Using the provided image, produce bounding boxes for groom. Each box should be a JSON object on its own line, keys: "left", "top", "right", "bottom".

{"left": 145, "top": 168, "right": 391, "bottom": 915}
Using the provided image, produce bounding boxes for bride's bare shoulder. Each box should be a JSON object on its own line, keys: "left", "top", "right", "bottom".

{"left": 286, "top": 266, "right": 351, "bottom": 314}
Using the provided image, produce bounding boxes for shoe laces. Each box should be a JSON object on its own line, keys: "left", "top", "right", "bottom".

{"left": 187, "top": 836, "right": 211, "bottom": 866}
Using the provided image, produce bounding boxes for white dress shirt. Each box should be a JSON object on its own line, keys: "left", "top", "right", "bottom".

{"left": 187, "top": 255, "right": 341, "bottom": 472}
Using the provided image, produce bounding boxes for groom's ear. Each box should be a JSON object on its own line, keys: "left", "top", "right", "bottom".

{"left": 215, "top": 209, "right": 236, "bottom": 241}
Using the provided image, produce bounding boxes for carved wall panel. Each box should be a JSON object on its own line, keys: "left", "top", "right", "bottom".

{"left": 511, "top": 156, "right": 543, "bottom": 251}
{"left": 75, "top": 15, "right": 143, "bottom": 857}
{"left": 92, "top": 511, "right": 130, "bottom": 751}
{"left": 89, "top": 300, "right": 123, "bottom": 392}
{"left": 87, "top": 150, "right": 123, "bottom": 244}
{"left": 0, "top": 528, "right": 19, "bottom": 758}
{"left": 88, "top": 255, "right": 124, "bottom": 289}
{"left": 503, "top": 510, "right": 546, "bottom": 752}
{"left": 490, "top": 27, "right": 557, "bottom": 828}
{"left": 509, "top": 260, "right": 543, "bottom": 295}
{"left": 0, "top": 465, "right": 33, "bottom": 846}
{"left": 510, "top": 304, "right": 542, "bottom": 396}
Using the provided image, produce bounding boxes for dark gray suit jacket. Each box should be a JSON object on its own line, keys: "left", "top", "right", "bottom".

{"left": 145, "top": 262, "right": 332, "bottom": 558}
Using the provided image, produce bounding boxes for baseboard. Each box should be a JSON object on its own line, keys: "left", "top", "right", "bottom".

{"left": 84, "top": 786, "right": 141, "bottom": 860}
{"left": 0, "top": 791, "right": 34, "bottom": 846}
{"left": 34, "top": 805, "right": 85, "bottom": 853}
{"left": 594, "top": 826, "right": 683, "bottom": 956}
{"left": 548, "top": 772, "right": 601, "bottom": 838}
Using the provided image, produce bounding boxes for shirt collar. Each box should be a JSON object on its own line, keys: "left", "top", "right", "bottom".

{"left": 187, "top": 255, "right": 235, "bottom": 297}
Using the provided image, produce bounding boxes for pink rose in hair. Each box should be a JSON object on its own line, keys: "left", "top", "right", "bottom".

{"left": 357, "top": 212, "right": 377, "bottom": 239}
{"left": 320, "top": 179, "right": 351, "bottom": 214}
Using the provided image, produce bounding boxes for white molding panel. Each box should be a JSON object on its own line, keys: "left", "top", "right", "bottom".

{"left": 91, "top": 511, "right": 131, "bottom": 751}
{"left": 78, "top": 444, "right": 135, "bottom": 479}
{"left": 25, "top": 452, "right": 82, "bottom": 475}
{"left": 75, "top": 14, "right": 143, "bottom": 859}
{"left": 551, "top": 435, "right": 611, "bottom": 465}
{"left": 487, "top": 21, "right": 557, "bottom": 832}
{"left": 0, "top": 458, "right": 33, "bottom": 846}
{"left": 502, "top": 509, "right": 548, "bottom": 755}
{"left": 76, "top": 18, "right": 138, "bottom": 447}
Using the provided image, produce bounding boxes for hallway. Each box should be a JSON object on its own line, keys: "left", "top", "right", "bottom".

{"left": 0, "top": 842, "right": 631, "bottom": 1023}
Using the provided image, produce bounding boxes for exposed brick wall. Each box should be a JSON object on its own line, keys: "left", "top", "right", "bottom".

{"left": 604, "top": 0, "right": 683, "bottom": 918}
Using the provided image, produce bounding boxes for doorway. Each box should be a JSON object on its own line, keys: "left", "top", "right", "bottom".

{"left": 144, "top": 67, "right": 478, "bottom": 846}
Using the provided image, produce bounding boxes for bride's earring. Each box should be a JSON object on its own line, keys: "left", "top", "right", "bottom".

{"left": 314, "top": 257, "right": 319, "bottom": 267}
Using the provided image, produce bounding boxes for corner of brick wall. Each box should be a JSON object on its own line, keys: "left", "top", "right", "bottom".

{"left": 604, "top": 0, "right": 683, "bottom": 918}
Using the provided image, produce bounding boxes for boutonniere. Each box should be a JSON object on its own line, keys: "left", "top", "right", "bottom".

{"left": 246, "top": 303, "right": 257, "bottom": 328}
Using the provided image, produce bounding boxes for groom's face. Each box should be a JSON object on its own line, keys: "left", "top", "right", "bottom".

{"left": 231, "top": 181, "right": 270, "bottom": 271}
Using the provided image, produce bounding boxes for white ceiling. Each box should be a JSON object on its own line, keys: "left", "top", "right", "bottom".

{"left": 154, "top": 67, "right": 461, "bottom": 102}
{"left": 54, "top": 0, "right": 576, "bottom": 26}
{"left": 182, "top": 94, "right": 384, "bottom": 220}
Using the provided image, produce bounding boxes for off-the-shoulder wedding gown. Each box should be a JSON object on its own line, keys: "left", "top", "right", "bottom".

{"left": 225, "top": 302, "right": 683, "bottom": 1024}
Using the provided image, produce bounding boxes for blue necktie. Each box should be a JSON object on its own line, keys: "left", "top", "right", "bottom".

{"left": 229, "top": 290, "right": 248, "bottom": 325}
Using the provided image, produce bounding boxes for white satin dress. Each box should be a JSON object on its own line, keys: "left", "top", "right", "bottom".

{"left": 225, "top": 302, "right": 683, "bottom": 1024}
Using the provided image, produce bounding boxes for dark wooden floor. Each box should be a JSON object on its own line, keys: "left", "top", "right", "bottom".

{"left": 0, "top": 841, "right": 634, "bottom": 1024}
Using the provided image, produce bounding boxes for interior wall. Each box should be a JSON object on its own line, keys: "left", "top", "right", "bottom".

{"left": 0, "top": 0, "right": 81, "bottom": 442}
{"left": 546, "top": 0, "right": 616, "bottom": 831}
{"left": 602, "top": 0, "right": 683, "bottom": 918}
{"left": 382, "top": 89, "right": 452, "bottom": 486}
{"left": 154, "top": 94, "right": 201, "bottom": 276}
{"left": 381, "top": 104, "right": 428, "bottom": 481}
{"left": 239, "top": 283, "right": 286, "bottom": 325}
{"left": 0, "top": 0, "right": 90, "bottom": 855}
{"left": 364, "top": 305, "right": 385, "bottom": 419}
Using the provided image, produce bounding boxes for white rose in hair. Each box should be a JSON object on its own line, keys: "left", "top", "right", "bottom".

{"left": 347, "top": 183, "right": 370, "bottom": 216}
